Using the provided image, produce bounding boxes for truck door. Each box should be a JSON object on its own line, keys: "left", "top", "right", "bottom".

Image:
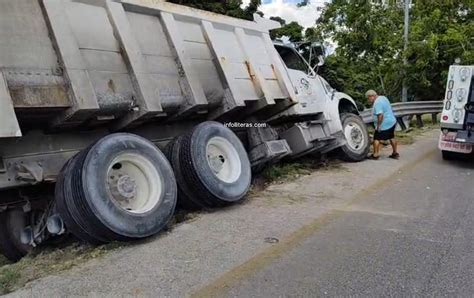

{"left": 275, "top": 45, "right": 327, "bottom": 113}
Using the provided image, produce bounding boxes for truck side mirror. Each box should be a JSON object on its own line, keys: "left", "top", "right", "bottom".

{"left": 312, "top": 43, "right": 325, "bottom": 67}
{"left": 312, "top": 43, "right": 326, "bottom": 57}
{"left": 317, "top": 55, "right": 325, "bottom": 67}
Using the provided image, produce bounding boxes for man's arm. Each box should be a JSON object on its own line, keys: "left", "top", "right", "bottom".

{"left": 377, "top": 114, "right": 384, "bottom": 131}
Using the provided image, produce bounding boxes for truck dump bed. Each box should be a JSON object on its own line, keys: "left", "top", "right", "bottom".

{"left": 0, "top": 0, "right": 296, "bottom": 138}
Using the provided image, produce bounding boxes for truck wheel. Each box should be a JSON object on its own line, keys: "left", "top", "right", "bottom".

{"left": 0, "top": 209, "right": 32, "bottom": 262}
{"left": 55, "top": 133, "right": 177, "bottom": 243}
{"left": 55, "top": 157, "right": 107, "bottom": 244}
{"left": 442, "top": 150, "right": 463, "bottom": 161}
{"left": 337, "top": 113, "right": 370, "bottom": 162}
{"left": 179, "top": 122, "right": 252, "bottom": 207}
{"left": 165, "top": 136, "right": 206, "bottom": 210}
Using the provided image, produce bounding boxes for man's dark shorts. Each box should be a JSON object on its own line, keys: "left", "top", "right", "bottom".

{"left": 374, "top": 124, "right": 396, "bottom": 141}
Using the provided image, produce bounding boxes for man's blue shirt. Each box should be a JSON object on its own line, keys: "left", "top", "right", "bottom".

{"left": 373, "top": 96, "right": 397, "bottom": 130}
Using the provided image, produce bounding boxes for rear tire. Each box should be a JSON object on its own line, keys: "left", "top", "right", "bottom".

{"left": 55, "top": 133, "right": 177, "bottom": 243}
{"left": 0, "top": 209, "right": 32, "bottom": 262}
{"left": 178, "top": 122, "right": 252, "bottom": 207}
{"left": 337, "top": 113, "right": 370, "bottom": 162}
{"left": 164, "top": 136, "right": 205, "bottom": 210}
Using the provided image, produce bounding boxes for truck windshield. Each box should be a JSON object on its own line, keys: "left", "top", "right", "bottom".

{"left": 275, "top": 45, "right": 309, "bottom": 73}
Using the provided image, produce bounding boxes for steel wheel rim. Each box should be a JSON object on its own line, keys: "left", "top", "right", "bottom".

{"left": 206, "top": 137, "right": 241, "bottom": 183}
{"left": 344, "top": 121, "right": 366, "bottom": 152}
{"left": 106, "top": 153, "right": 162, "bottom": 214}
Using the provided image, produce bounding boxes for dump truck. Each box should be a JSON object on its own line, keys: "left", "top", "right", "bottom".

{"left": 0, "top": 0, "right": 369, "bottom": 261}
{"left": 439, "top": 65, "right": 474, "bottom": 160}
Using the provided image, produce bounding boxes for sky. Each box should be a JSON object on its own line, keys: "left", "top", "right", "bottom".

{"left": 241, "top": 0, "right": 329, "bottom": 29}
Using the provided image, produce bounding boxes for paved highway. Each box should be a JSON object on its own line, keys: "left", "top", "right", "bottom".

{"left": 218, "top": 148, "right": 474, "bottom": 296}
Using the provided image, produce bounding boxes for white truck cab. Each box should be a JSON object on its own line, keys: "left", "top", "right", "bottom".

{"left": 439, "top": 65, "right": 474, "bottom": 159}
{"left": 271, "top": 41, "right": 368, "bottom": 160}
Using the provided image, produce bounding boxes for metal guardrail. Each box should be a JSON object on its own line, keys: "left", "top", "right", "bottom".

{"left": 361, "top": 101, "right": 444, "bottom": 129}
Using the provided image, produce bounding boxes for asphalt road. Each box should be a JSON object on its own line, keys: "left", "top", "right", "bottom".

{"left": 9, "top": 131, "right": 474, "bottom": 297}
{"left": 219, "top": 148, "right": 474, "bottom": 296}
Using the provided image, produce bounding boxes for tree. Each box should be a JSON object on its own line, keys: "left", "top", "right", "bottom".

{"left": 167, "top": 0, "right": 262, "bottom": 20}
{"left": 405, "top": 0, "right": 473, "bottom": 101}
{"left": 270, "top": 16, "right": 286, "bottom": 26}
{"left": 315, "top": 1, "right": 404, "bottom": 104}
{"left": 271, "top": 21, "right": 305, "bottom": 42}
{"left": 297, "top": 0, "right": 309, "bottom": 8}
{"left": 315, "top": 0, "right": 473, "bottom": 105}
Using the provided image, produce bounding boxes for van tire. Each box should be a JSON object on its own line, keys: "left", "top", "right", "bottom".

{"left": 442, "top": 150, "right": 464, "bottom": 160}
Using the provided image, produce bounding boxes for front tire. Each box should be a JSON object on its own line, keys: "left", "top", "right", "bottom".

{"left": 337, "top": 113, "right": 370, "bottom": 162}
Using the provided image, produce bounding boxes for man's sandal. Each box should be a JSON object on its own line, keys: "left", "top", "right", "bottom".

{"left": 368, "top": 154, "right": 380, "bottom": 160}
{"left": 389, "top": 153, "right": 400, "bottom": 159}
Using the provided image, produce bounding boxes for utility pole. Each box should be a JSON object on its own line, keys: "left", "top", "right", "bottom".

{"left": 402, "top": 0, "right": 410, "bottom": 102}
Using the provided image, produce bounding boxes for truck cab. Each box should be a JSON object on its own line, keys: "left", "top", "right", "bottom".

{"left": 439, "top": 65, "right": 474, "bottom": 159}
{"left": 270, "top": 41, "right": 368, "bottom": 160}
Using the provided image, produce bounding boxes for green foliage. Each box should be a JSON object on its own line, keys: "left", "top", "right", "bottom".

{"left": 405, "top": 0, "right": 473, "bottom": 101}
{"left": 167, "top": 0, "right": 262, "bottom": 20}
{"left": 166, "top": 0, "right": 304, "bottom": 42}
{"left": 270, "top": 16, "right": 286, "bottom": 25}
{"left": 316, "top": 0, "right": 474, "bottom": 105}
{"left": 0, "top": 268, "right": 20, "bottom": 295}
{"left": 262, "top": 162, "right": 313, "bottom": 182}
{"left": 271, "top": 21, "right": 305, "bottom": 42}
{"left": 297, "top": 0, "right": 310, "bottom": 8}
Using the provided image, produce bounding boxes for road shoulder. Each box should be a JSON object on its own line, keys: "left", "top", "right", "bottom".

{"left": 9, "top": 130, "right": 440, "bottom": 297}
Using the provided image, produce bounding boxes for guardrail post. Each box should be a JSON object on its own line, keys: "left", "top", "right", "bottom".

{"left": 397, "top": 117, "right": 407, "bottom": 131}
{"left": 416, "top": 115, "right": 424, "bottom": 128}
{"left": 432, "top": 113, "right": 438, "bottom": 124}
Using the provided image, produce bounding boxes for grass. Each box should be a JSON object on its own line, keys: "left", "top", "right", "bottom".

{"left": 0, "top": 268, "right": 20, "bottom": 294}
{"left": 261, "top": 161, "right": 314, "bottom": 182}
{"left": 0, "top": 256, "right": 9, "bottom": 268}
{"left": 262, "top": 159, "right": 347, "bottom": 182}
{"left": 0, "top": 241, "right": 125, "bottom": 295}
{"left": 248, "top": 157, "right": 347, "bottom": 196}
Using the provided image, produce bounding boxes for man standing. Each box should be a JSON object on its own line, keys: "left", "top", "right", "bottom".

{"left": 366, "top": 90, "right": 400, "bottom": 160}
